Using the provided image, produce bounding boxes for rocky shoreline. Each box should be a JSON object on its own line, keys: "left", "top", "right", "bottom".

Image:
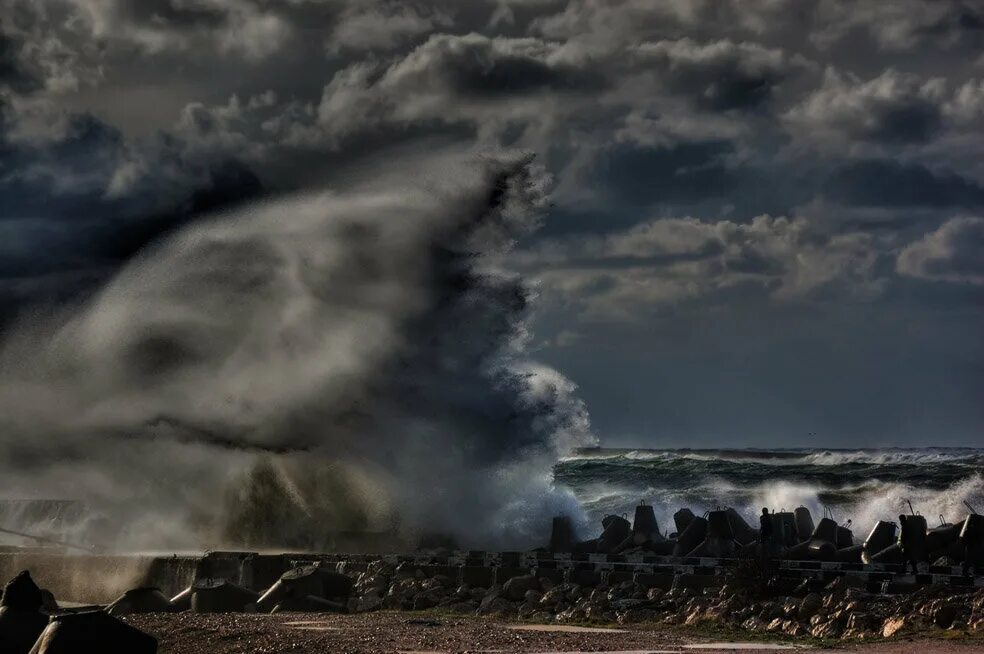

{"left": 348, "top": 559, "right": 984, "bottom": 642}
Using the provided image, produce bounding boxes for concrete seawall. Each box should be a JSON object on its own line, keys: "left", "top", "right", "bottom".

{"left": 1, "top": 548, "right": 980, "bottom": 604}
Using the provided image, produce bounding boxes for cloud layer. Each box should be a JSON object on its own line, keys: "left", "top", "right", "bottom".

{"left": 1, "top": 0, "right": 982, "bottom": 449}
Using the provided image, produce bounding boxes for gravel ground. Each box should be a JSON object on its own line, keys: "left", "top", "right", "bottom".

{"left": 124, "top": 611, "right": 984, "bottom": 654}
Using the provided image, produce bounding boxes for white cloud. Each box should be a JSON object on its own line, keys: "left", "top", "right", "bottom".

{"left": 327, "top": 4, "right": 451, "bottom": 54}
{"left": 784, "top": 68, "right": 947, "bottom": 150}
{"left": 520, "top": 215, "right": 889, "bottom": 321}
{"left": 896, "top": 216, "right": 984, "bottom": 284}
{"left": 64, "top": 0, "right": 291, "bottom": 60}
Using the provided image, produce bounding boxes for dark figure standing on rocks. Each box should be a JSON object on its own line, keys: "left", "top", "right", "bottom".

{"left": 759, "top": 508, "right": 775, "bottom": 560}
{"left": 898, "top": 515, "right": 919, "bottom": 575}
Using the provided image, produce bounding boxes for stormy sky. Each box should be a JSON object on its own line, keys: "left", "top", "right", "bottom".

{"left": 2, "top": 0, "right": 982, "bottom": 448}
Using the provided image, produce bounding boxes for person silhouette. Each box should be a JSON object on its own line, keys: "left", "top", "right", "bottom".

{"left": 898, "top": 515, "right": 919, "bottom": 575}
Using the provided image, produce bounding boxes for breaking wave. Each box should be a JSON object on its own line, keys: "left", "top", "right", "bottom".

{"left": 0, "top": 152, "right": 594, "bottom": 551}
{"left": 555, "top": 448, "right": 984, "bottom": 535}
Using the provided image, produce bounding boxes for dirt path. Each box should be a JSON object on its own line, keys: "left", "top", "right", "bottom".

{"left": 125, "top": 612, "right": 984, "bottom": 654}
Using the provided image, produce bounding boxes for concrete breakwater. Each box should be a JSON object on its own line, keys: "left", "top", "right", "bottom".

{"left": 1, "top": 547, "right": 980, "bottom": 605}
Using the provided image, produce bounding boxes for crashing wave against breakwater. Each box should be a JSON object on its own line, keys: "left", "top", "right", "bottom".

{"left": 0, "top": 153, "right": 592, "bottom": 552}
{"left": 554, "top": 447, "right": 984, "bottom": 533}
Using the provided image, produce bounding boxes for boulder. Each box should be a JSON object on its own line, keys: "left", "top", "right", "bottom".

{"left": 882, "top": 613, "right": 928, "bottom": 638}
{"left": 476, "top": 597, "right": 516, "bottom": 617}
{"left": 810, "top": 618, "right": 842, "bottom": 639}
{"left": 502, "top": 575, "right": 539, "bottom": 602}
{"left": 411, "top": 590, "right": 443, "bottom": 611}
{"left": 798, "top": 593, "right": 823, "bottom": 621}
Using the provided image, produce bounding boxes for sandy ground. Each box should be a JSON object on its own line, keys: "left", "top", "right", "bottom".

{"left": 124, "top": 612, "right": 984, "bottom": 654}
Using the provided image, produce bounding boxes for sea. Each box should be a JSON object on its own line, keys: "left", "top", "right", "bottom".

{"left": 553, "top": 447, "right": 984, "bottom": 535}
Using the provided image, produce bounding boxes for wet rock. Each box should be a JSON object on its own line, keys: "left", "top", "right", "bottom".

{"left": 646, "top": 587, "right": 665, "bottom": 602}
{"left": 30, "top": 609, "right": 157, "bottom": 654}
{"left": 606, "top": 581, "right": 635, "bottom": 602}
{"left": 412, "top": 590, "right": 443, "bottom": 611}
{"left": 824, "top": 575, "right": 865, "bottom": 598}
{"left": 757, "top": 600, "right": 782, "bottom": 621}
{"left": 356, "top": 592, "right": 384, "bottom": 612}
{"left": 742, "top": 616, "right": 767, "bottom": 631}
{"left": 882, "top": 613, "right": 928, "bottom": 638}
{"left": 584, "top": 600, "right": 612, "bottom": 621}
{"left": 810, "top": 618, "right": 843, "bottom": 639}
{"left": 539, "top": 586, "right": 567, "bottom": 608}
{"left": 618, "top": 608, "right": 659, "bottom": 624}
{"left": 556, "top": 604, "right": 587, "bottom": 622}
{"left": 611, "top": 598, "right": 646, "bottom": 613}
{"left": 477, "top": 596, "right": 517, "bottom": 617}
{"left": 518, "top": 600, "right": 539, "bottom": 618}
{"left": 502, "top": 575, "right": 539, "bottom": 602}
{"left": 797, "top": 593, "right": 822, "bottom": 621}
{"left": 930, "top": 601, "right": 958, "bottom": 628}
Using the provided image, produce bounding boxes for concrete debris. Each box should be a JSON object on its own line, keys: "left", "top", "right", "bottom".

{"left": 548, "top": 504, "right": 984, "bottom": 569}
{"left": 106, "top": 588, "right": 175, "bottom": 616}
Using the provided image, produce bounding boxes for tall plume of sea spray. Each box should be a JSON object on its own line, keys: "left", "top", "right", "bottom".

{"left": 0, "top": 152, "right": 595, "bottom": 550}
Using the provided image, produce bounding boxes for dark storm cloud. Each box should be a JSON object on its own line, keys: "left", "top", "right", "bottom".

{"left": 441, "top": 38, "right": 606, "bottom": 96}
{"left": 123, "top": 0, "right": 229, "bottom": 29}
{"left": 816, "top": 0, "right": 984, "bottom": 52}
{"left": 1, "top": 0, "right": 982, "bottom": 445}
{"left": 593, "top": 141, "right": 736, "bottom": 206}
{"left": 825, "top": 160, "right": 984, "bottom": 209}
{"left": 635, "top": 38, "right": 805, "bottom": 111}
{"left": 0, "top": 99, "right": 263, "bottom": 315}
{"left": 0, "top": 29, "right": 40, "bottom": 94}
